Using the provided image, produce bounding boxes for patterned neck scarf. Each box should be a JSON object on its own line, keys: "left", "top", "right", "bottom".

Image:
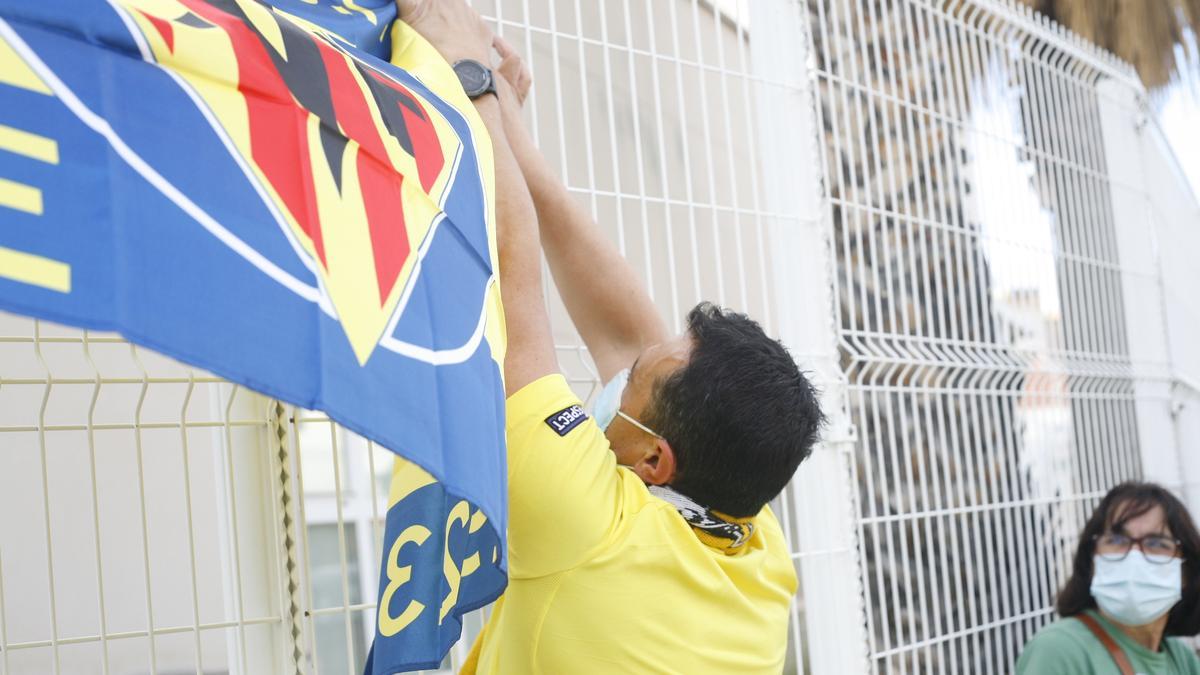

{"left": 647, "top": 484, "right": 757, "bottom": 554}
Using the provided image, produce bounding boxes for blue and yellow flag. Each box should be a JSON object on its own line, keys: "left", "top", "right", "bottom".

{"left": 0, "top": 1, "right": 506, "bottom": 671}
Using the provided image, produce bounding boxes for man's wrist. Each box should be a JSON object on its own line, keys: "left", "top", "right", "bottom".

{"left": 472, "top": 93, "right": 502, "bottom": 118}
{"left": 442, "top": 50, "right": 490, "bottom": 68}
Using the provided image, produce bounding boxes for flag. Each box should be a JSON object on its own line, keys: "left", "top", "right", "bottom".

{"left": 0, "top": 1, "right": 506, "bottom": 671}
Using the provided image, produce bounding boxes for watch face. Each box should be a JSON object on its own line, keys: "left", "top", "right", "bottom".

{"left": 455, "top": 61, "right": 489, "bottom": 96}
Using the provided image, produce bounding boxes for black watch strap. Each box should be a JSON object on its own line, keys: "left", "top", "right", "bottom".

{"left": 452, "top": 59, "right": 497, "bottom": 100}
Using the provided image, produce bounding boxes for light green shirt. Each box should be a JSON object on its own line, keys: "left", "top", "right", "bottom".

{"left": 1017, "top": 610, "right": 1200, "bottom": 675}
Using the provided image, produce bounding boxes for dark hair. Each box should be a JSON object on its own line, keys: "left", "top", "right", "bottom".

{"left": 1056, "top": 481, "right": 1200, "bottom": 635}
{"left": 642, "top": 302, "right": 824, "bottom": 517}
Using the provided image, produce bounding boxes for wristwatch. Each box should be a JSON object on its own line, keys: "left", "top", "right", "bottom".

{"left": 452, "top": 59, "right": 497, "bottom": 100}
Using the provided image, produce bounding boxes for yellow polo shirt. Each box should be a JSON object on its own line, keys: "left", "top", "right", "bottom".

{"left": 462, "top": 374, "right": 798, "bottom": 674}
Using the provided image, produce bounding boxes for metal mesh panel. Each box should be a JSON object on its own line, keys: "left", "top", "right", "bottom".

{"left": 0, "top": 313, "right": 284, "bottom": 674}
{"left": 804, "top": 0, "right": 1168, "bottom": 673}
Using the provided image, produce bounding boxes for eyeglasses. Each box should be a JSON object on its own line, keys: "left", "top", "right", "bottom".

{"left": 1093, "top": 532, "right": 1182, "bottom": 564}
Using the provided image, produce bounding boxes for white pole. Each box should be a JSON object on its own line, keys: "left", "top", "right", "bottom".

{"left": 210, "top": 383, "right": 283, "bottom": 674}
{"left": 1094, "top": 79, "right": 1181, "bottom": 495}
{"left": 750, "top": 2, "right": 870, "bottom": 672}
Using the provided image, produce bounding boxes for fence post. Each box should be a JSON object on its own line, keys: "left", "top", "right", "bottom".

{"left": 1098, "top": 77, "right": 1200, "bottom": 515}
{"left": 269, "top": 400, "right": 309, "bottom": 675}
{"left": 750, "top": 2, "right": 870, "bottom": 672}
{"left": 1095, "top": 79, "right": 1187, "bottom": 500}
{"left": 208, "top": 384, "right": 288, "bottom": 675}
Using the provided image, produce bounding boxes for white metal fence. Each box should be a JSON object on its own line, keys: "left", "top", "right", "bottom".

{"left": 806, "top": 0, "right": 1148, "bottom": 671}
{"left": 1, "top": 1, "right": 1198, "bottom": 674}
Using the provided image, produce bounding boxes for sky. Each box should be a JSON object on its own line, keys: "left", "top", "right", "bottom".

{"left": 1160, "top": 84, "right": 1200, "bottom": 199}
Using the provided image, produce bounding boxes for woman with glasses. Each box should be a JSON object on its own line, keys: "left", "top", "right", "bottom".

{"left": 1017, "top": 482, "right": 1200, "bottom": 674}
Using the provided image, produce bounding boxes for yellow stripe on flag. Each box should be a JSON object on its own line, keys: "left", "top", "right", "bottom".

{"left": 0, "top": 246, "right": 70, "bottom": 293}
{"left": 0, "top": 177, "right": 43, "bottom": 215}
{"left": 0, "top": 37, "right": 51, "bottom": 95}
{"left": 334, "top": 0, "right": 377, "bottom": 24}
{"left": 0, "top": 125, "right": 58, "bottom": 164}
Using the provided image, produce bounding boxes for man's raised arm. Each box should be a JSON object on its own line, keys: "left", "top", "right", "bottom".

{"left": 397, "top": 1, "right": 555, "bottom": 395}
{"left": 493, "top": 38, "right": 668, "bottom": 383}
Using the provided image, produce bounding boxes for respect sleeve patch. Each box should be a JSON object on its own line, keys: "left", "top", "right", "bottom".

{"left": 545, "top": 404, "right": 589, "bottom": 436}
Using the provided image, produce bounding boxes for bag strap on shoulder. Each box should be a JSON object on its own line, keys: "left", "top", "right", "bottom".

{"left": 1077, "top": 613, "right": 1135, "bottom": 675}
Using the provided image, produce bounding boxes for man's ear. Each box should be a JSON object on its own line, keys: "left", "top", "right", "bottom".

{"left": 638, "top": 437, "right": 676, "bottom": 485}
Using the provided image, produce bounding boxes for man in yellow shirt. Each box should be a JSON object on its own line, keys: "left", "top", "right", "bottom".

{"left": 402, "top": 3, "right": 824, "bottom": 672}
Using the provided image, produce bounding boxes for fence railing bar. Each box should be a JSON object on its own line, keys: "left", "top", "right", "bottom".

{"left": 0, "top": 421, "right": 268, "bottom": 433}
{"left": 221, "top": 385, "right": 251, "bottom": 675}
{"left": 0, "top": 551, "right": 9, "bottom": 675}
{"left": 665, "top": 0, "right": 705, "bottom": 303}
{"left": 290, "top": 410, "right": 323, "bottom": 672}
{"left": 688, "top": 0, "right": 728, "bottom": 306}
{"left": 320, "top": 420, "right": 356, "bottom": 675}
{"left": 870, "top": 605, "right": 1057, "bottom": 661}
{"left": 0, "top": 615, "right": 284, "bottom": 651}
{"left": 858, "top": 489, "right": 1111, "bottom": 526}
{"left": 32, "top": 320, "right": 63, "bottom": 675}
{"left": 129, "top": 343, "right": 160, "bottom": 673}
{"left": 81, "top": 330, "right": 112, "bottom": 675}
{"left": 177, "top": 372, "right": 206, "bottom": 675}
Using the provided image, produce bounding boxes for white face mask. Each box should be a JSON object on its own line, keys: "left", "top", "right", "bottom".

{"left": 592, "top": 368, "right": 629, "bottom": 431}
{"left": 1090, "top": 550, "right": 1182, "bottom": 627}
{"left": 591, "top": 368, "right": 661, "bottom": 437}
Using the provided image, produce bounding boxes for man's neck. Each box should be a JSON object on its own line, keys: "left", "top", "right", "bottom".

{"left": 1101, "top": 609, "right": 1169, "bottom": 652}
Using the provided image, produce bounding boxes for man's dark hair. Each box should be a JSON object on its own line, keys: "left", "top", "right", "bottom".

{"left": 1056, "top": 481, "right": 1200, "bottom": 635}
{"left": 643, "top": 302, "right": 824, "bottom": 517}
